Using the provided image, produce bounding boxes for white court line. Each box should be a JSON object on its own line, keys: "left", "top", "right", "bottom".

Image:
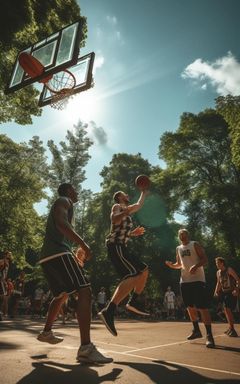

{"left": 97, "top": 333, "right": 227, "bottom": 354}
{"left": 103, "top": 349, "right": 240, "bottom": 377}
{"left": 96, "top": 341, "right": 138, "bottom": 349}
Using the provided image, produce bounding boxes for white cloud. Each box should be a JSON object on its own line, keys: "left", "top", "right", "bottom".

{"left": 106, "top": 15, "right": 117, "bottom": 25}
{"left": 93, "top": 53, "right": 105, "bottom": 74}
{"left": 182, "top": 52, "right": 240, "bottom": 96}
{"left": 95, "top": 15, "right": 124, "bottom": 45}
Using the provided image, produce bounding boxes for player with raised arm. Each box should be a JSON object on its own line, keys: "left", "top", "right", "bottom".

{"left": 98, "top": 183, "right": 150, "bottom": 337}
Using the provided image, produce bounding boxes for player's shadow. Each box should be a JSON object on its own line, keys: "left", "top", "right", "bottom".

{"left": 118, "top": 361, "right": 239, "bottom": 384}
{"left": 16, "top": 361, "right": 122, "bottom": 384}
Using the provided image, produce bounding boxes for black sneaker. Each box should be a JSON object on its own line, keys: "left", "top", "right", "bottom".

{"left": 224, "top": 328, "right": 231, "bottom": 335}
{"left": 126, "top": 299, "right": 150, "bottom": 316}
{"left": 228, "top": 329, "right": 238, "bottom": 337}
{"left": 206, "top": 334, "right": 215, "bottom": 348}
{"left": 98, "top": 309, "right": 117, "bottom": 336}
{"left": 187, "top": 330, "right": 202, "bottom": 340}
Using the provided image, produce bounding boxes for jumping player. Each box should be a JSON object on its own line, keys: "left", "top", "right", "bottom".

{"left": 98, "top": 189, "right": 149, "bottom": 336}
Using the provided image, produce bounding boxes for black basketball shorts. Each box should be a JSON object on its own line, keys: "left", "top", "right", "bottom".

{"left": 40, "top": 253, "right": 90, "bottom": 298}
{"left": 107, "top": 242, "right": 148, "bottom": 281}
{"left": 180, "top": 281, "right": 210, "bottom": 309}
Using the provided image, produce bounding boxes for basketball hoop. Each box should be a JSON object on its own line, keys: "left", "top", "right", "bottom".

{"left": 43, "top": 70, "right": 76, "bottom": 110}
{"left": 18, "top": 52, "right": 76, "bottom": 110}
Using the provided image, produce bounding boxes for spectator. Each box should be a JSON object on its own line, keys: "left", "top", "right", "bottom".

{"left": 164, "top": 286, "right": 176, "bottom": 319}
{"left": 0, "top": 251, "right": 13, "bottom": 320}
{"left": 32, "top": 286, "right": 44, "bottom": 318}
{"left": 9, "top": 271, "right": 25, "bottom": 318}
{"left": 97, "top": 287, "right": 107, "bottom": 312}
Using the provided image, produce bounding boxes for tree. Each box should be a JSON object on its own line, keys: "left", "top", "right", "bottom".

{"left": 158, "top": 109, "right": 240, "bottom": 258}
{"left": 0, "top": 134, "right": 48, "bottom": 264}
{"left": 216, "top": 95, "right": 240, "bottom": 170}
{"left": 0, "top": 0, "right": 87, "bottom": 124}
{"left": 47, "top": 120, "right": 93, "bottom": 198}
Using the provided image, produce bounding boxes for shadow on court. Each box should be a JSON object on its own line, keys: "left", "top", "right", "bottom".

{"left": 16, "top": 362, "right": 122, "bottom": 384}
{"left": 118, "top": 361, "right": 240, "bottom": 384}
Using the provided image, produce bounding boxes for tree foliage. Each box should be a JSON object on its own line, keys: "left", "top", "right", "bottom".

{"left": 158, "top": 109, "right": 240, "bottom": 259}
{"left": 0, "top": 0, "right": 86, "bottom": 124}
{"left": 216, "top": 95, "right": 240, "bottom": 170}
{"left": 0, "top": 134, "right": 47, "bottom": 264}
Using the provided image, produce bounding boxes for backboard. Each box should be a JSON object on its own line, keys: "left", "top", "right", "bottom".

{"left": 38, "top": 51, "right": 95, "bottom": 107}
{"left": 5, "top": 20, "right": 84, "bottom": 94}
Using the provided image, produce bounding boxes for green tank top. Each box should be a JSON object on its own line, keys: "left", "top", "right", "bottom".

{"left": 40, "top": 197, "right": 74, "bottom": 260}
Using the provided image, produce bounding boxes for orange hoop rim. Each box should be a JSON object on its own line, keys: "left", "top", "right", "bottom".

{"left": 42, "top": 69, "right": 76, "bottom": 94}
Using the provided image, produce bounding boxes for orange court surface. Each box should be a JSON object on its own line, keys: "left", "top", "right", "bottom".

{"left": 1, "top": 318, "right": 240, "bottom": 384}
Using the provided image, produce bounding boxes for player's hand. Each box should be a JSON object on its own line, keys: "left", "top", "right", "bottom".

{"left": 232, "top": 288, "right": 239, "bottom": 297}
{"left": 165, "top": 261, "right": 173, "bottom": 268}
{"left": 131, "top": 226, "right": 145, "bottom": 237}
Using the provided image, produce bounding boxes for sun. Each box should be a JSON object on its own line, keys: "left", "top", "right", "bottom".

{"left": 63, "top": 88, "right": 101, "bottom": 123}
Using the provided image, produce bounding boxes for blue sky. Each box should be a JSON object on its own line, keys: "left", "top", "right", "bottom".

{"left": 1, "top": 0, "right": 240, "bottom": 205}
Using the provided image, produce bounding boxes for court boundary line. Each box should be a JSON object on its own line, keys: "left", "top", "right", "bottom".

{"left": 98, "top": 333, "right": 227, "bottom": 353}
{"left": 103, "top": 349, "right": 240, "bottom": 377}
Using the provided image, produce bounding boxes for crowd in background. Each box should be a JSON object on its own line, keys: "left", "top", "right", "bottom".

{"left": 0, "top": 250, "right": 239, "bottom": 325}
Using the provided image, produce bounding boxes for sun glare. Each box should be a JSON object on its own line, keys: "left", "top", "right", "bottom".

{"left": 63, "top": 88, "right": 101, "bottom": 123}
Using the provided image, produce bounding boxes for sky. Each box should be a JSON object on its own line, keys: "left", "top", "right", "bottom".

{"left": 1, "top": 0, "right": 240, "bottom": 212}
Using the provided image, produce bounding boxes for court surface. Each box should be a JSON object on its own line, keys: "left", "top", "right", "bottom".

{"left": 0, "top": 318, "right": 240, "bottom": 384}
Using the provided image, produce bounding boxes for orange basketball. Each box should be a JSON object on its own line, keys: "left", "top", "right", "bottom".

{"left": 18, "top": 52, "right": 44, "bottom": 78}
{"left": 135, "top": 175, "right": 151, "bottom": 190}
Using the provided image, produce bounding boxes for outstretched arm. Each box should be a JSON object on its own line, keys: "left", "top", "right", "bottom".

{"left": 127, "top": 190, "right": 148, "bottom": 214}
{"left": 130, "top": 226, "right": 145, "bottom": 237}
{"left": 165, "top": 250, "right": 182, "bottom": 270}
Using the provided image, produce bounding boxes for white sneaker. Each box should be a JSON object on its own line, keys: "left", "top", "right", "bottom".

{"left": 76, "top": 342, "right": 113, "bottom": 364}
{"left": 37, "top": 330, "right": 63, "bottom": 344}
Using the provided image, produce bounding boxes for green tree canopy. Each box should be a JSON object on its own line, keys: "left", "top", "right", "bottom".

{"left": 0, "top": 134, "right": 48, "bottom": 264}
{"left": 0, "top": 0, "right": 86, "bottom": 124}
{"left": 159, "top": 109, "right": 240, "bottom": 259}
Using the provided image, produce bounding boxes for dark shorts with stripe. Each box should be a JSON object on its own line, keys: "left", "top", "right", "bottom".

{"left": 0, "top": 280, "right": 7, "bottom": 296}
{"left": 107, "top": 242, "right": 148, "bottom": 281}
{"left": 219, "top": 291, "right": 237, "bottom": 310}
{"left": 40, "top": 253, "right": 90, "bottom": 298}
{"left": 180, "top": 281, "right": 210, "bottom": 309}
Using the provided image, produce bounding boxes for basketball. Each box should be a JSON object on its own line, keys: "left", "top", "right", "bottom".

{"left": 18, "top": 52, "right": 44, "bottom": 78}
{"left": 135, "top": 175, "right": 151, "bottom": 190}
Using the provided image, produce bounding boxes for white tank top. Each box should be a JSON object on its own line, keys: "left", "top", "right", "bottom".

{"left": 177, "top": 241, "right": 206, "bottom": 283}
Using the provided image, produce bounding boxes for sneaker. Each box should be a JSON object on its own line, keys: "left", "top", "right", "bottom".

{"left": 126, "top": 299, "right": 150, "bottom": 316}
{"left": 37, "top": 330, "right": 63, "bottom": 344}
{"left": 98, "top": 309, "right": 117, "bottom": 336}
{"left": 77, "top": 342, "right": 113, "bottom": 364}
{"left": 228, "top": 329, "right": 238, "bottom": 337}
{"left": 224, "top": 328, "right": 231, "bottom": 335}
{"left": 206, "top": 334, "right": 215, "bottom": 348}
{"left": 187, "top": 330, "right": 202, "bottom": 340}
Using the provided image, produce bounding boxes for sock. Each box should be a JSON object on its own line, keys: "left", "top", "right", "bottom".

{"left": 107, "top": 301, "right": 116, "bottom": 314}
{"left": 193, "top": 321, "right": 200, "bottom": 332}
{"left": 205, "top": 324, "right": 212, "bottom": 335}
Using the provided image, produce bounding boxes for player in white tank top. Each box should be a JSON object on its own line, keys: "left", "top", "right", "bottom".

{"left": 165, "top": 229, "right": 215, "bottom": 348}
{"left": 177, "top": 241, "right": 206, "bottom": 283}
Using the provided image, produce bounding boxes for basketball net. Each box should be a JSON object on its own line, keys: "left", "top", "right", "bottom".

{"left": 44, "top": 70, "right": 76, "bottom": 110}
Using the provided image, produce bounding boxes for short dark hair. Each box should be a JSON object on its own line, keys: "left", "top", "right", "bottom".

{"left": 113, "top": 191, "right": 123, "bottom": 203}
{"left": 58, "top": 183, "right": 73, "bottom": 197}
{"left": 215, "top": 257, "right": 226, "bottom": 266}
